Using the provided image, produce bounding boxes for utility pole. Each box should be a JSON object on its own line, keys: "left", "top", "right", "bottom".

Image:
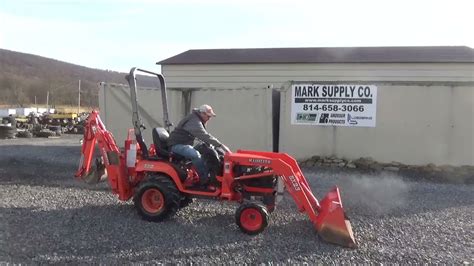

{"left": 78, "top": 80, "right": 81, "bottom": 113}
{"left": 46, "top": 91, "right": 49, "bottom": 111}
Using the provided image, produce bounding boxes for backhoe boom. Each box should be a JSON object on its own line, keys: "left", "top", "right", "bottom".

{"left": 75, "top": 110, "right": 131, "bottom": 200}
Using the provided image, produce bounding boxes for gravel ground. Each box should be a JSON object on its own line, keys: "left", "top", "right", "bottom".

{"left": 0, "top": 135, "right": 473, "bottom": 264}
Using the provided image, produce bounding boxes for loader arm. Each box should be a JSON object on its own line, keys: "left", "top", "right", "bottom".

{"left": 75, "top": 110, "right": 131, "bottom": 200}
{"left": 235, "top": 150, "right": 357, "bottom": 248}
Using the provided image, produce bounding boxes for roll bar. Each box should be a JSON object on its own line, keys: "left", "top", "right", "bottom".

{"left": 125, "top": 67, "right": 173, "bottom": 158}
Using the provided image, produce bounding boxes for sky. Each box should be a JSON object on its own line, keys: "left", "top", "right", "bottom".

{"left": 0, "top": 0, "right": 473, "bottom": 73}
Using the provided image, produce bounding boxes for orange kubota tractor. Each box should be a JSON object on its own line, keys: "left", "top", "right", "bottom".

{"left": 75, "top": 68, "right": 357, "bottom": 248}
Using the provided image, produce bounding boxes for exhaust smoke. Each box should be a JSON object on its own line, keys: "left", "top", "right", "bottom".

{"left": 339, "top": 174, "right": 410, "bottom": 216}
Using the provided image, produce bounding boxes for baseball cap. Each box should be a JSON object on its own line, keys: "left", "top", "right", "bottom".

{"left": 198, "top": 104, "right": 216, "bottom": 117}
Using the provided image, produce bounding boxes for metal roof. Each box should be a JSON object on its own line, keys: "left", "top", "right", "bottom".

{"left": 157, "top": 46, "right": 474, "bottom": 65}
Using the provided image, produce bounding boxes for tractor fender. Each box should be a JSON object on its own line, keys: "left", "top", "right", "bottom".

{"left": 135, "top": 160, "right": 185, "bottom": 190}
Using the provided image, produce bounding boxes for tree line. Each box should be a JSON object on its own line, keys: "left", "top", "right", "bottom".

{"left": 0, "top": 48, "right": 129, "bottom": 108}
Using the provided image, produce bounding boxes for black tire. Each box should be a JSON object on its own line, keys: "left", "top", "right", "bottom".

{"left": 48, "top": 125, "right": 61, "bottom": 132}
{"left": 75, "top": 125, "right": 84, "bottom": 134}
{"left": 17, "top": 131, "right": 33, "bottom": 138}
{"left": 179, "top": 196, "right": 193, "bottom": 209}
{"left": 235, "top": 202, "right": 269, "bottom": 235}
{"left": 0, "top": 125, "right": 16, "bottom": 139}
{"left": 35, "top": 131, "right": 55, "bottom": 138}
{"left": 133, "top": 174, "right": 180, "bottom": 222}
{"left": 263, "top": 195, "right": 276, "bottom": 213}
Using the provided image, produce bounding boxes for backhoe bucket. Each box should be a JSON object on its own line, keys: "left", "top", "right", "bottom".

{"left": 77, "top": 157, "right": 107, "bottom": 184}
{"left": 315, "top": 187, "right": 357, "bottom": 248}
{"left": 81, "top": 165, "right": 107, "bottom": 184}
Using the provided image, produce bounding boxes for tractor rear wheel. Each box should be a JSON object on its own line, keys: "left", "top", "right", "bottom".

{"left": 133, "top": 174, "right": 180, "bottom": 222}
{"left": 179, "top": 196, "right": 193, "bottom": 209}
{"left": 235, "top": 202, "right": 269, "bottom": 235}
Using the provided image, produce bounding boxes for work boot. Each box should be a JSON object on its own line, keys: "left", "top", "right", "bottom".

{"left": 199, "top": 179, "right": 209, "bottom": 187}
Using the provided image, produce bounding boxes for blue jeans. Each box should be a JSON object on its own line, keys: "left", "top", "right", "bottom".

{"left": 170, "top": 144, "right": 209, "bottom": 184}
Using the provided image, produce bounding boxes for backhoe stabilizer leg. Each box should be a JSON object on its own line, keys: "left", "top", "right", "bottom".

{"left": 75, "top": 136, "right": 96, "bottom": 181}
{"left": 315, "top": 187, "right": 357, "bottom": 248}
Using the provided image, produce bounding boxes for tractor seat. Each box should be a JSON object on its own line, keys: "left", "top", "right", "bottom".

{"left": 152, "top": 127, "right": 184, "bottom": 161}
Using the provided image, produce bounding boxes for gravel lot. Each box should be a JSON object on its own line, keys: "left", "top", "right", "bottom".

{"left": 0, "top": 135, "right": 473, "bottom": 264}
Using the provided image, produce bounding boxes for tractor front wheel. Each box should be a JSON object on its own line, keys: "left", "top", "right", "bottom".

{"left": 235, "top": 202, "right": 269, "bottom": 235}
{"left": 133, "top": 174, "right": 180, "bottom": 222}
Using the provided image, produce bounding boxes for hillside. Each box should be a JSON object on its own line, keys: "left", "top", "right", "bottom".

{"left": 0, "top": 48, "right": 132, "bottom": 107}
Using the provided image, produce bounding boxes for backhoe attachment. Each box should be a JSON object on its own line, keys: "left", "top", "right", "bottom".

{"left": 75, "top": 111, "right": 112, "bottom": 183}
{"left": 75, "top": 111, "right": 132, "bottom": 200}
{"left": 235, "top": 150, "right": 357, "bottom": 248}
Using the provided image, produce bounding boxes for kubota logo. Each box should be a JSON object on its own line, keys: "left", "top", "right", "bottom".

{"left": 249, "top": 158, "right": 271, "bottom": 164}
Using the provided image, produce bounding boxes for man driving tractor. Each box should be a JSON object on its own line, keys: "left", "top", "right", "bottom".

{"left": 75, "top": 68, "right": 356, "bottom": 248}
{"left": 167, "top": 104, "right": 231, "bottom": 187}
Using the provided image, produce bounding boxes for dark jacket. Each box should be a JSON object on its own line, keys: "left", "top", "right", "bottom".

{"left": 167, "top": 110, "right": 223, "bottom": 148}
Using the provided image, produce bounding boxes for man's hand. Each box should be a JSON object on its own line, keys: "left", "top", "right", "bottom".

{"left": 221, "top": 144, "right": 231, "bottom": 153}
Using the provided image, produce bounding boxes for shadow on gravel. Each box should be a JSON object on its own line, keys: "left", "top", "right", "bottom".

{"left": 0, "top": 144, "right": 97, "bottom": 188}
{"left": 1, "top": 204, "right": 348, "bottom": 264}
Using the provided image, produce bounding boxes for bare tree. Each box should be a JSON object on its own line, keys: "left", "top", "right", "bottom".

{"left": 0, "top": 75, "right": 29, "bottom": 107}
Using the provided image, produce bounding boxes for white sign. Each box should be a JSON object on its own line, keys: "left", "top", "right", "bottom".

{"left": 291, "top": 84, "right": 377, "bottom": 127}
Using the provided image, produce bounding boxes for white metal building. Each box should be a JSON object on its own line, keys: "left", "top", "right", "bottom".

{"left": 99, "top": 46, "right": 473, "bottom": 166}
{"left": 156, "top": 46, "right": 474, "bottom": 166}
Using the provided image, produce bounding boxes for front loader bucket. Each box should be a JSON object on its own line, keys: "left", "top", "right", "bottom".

{"left": 315, "top": 187, "right": 357, "bottom": 248}
{"left": 231, "top": 150, "right": 356, "bottom": 248}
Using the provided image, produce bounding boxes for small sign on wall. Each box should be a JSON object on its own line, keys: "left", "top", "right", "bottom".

{"left": 291, "top": 84, "right": 377, "bottom": 127}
